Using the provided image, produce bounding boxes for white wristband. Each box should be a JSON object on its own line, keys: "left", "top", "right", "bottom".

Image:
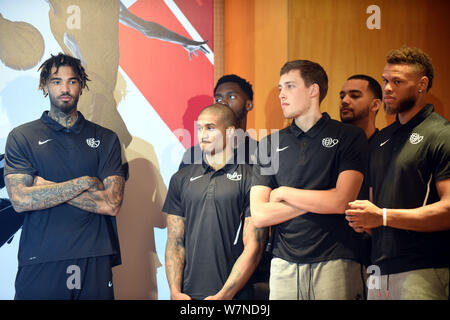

{"left": 382, "top": 208, "right": 387, "bottom": 227}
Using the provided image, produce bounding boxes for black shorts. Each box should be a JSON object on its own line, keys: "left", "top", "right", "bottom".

{"left": 15, "top": 255, "right": 114, "bottom": 300}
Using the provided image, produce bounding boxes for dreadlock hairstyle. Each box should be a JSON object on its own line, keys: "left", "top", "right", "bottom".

{"left": 38, "top": 53, "right": 90, "bottom": 96}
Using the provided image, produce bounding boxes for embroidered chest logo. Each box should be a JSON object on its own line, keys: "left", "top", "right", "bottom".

{"left": 227, "top": 172, "right": 242, "bottom": 181}
{"left": 322, "top": 137, "right": 339, "bottom": 148}
{"left": 409, "top": 133, "right": 423, "bottom": 145}
{"left": 38, "top": 139, "right": 53, "bottom": 145}
{"left": 86, "top": 138, "right": 100, "bottom": 148}
{"left": 189, "top": 175, "right": 203, "bottom": 182}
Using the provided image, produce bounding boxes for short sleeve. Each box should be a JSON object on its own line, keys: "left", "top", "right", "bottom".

{"left": 4, "top": 129, "right": 37, "bottom": 177}
{"left": 162, "top": 173, "right": 184, "bottom": 217}
{"left": 251, "top": 135, "right": 277, "bottom": 189}
{"left": 432, "top": 128, "right": 450, "bottom": 182}
{"left": 338, "top": 127, "right": 368, "bottom": 175}
{"left": 97, "top": 130, "right": 124, "bottom": 181}
{"left": 243, "top": 165, "right": 253, "bottom": 218}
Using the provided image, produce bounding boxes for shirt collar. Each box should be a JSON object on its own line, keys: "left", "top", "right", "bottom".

{"left": 395, "top": 104, "right": 434, "bottom": 129}
{"left": 40, "top": 111, "right": 85, "bottom": 134}
{"left": 288, "top": 112, "right": 330, "bottom": 138}
{"left": 201, "top": 150, "right": 239, "bottom": 174}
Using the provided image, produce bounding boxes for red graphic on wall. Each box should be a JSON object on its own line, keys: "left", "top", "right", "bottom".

{"left": 119, "top": 0, "right": 214, "bottom": 148}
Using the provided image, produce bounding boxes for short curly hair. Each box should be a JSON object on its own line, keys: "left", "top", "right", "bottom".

{"left": 386, "top": 46, "right": 434, "bottom": 91}
{"left": 214, "top": 74, "right": 253, "bottom": 101}
{"left": 38, "top": 53, "right": 90, "bottom": 95}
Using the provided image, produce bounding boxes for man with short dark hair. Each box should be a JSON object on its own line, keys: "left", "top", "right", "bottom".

{"left": 339, "top": 74, "right": 382, "bottom": 202}
{"left": 339, "top": 74, "right": 384, "bottom": 274}
{"left": 251, "top": 60, "right": 368, "bottom": 300}
{"left": 339, "top": 74, "right": 382, "bottom": 142}
{"left": 4, "top": 53, "right": 125, "bottom": 299}
{"left": 345, "top": 46, "right": 450, "bottom": 300}
{"left": 180, "top": 74, "right": 256, "bottom": 168}
{"left": 164, "top": 104, "right": 266, "bottom": 300}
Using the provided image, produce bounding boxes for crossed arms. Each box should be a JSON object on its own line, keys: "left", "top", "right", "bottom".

{"left": 165, "top": 214, "right": 266, "bottom": 300}
{"left": 250, "top": 170, "right": 364, "bottom": 228}
{"left": 5, "top": 173, "right": 124, "bottom": 216}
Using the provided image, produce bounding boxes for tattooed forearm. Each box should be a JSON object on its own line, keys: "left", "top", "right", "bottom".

{"left": 165, "top": 214, "right": 186, "bottom": 297}
{"left": 5, "top": 173, "right": 97, "bottom": 213}
{"left": 218, "top": 217, "right": 267, "bottom": 299}
{"left": 68, "top": 175, "right": 124, "bottom": 216}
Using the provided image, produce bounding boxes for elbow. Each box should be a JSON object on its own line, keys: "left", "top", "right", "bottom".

{"left": 9, "top": 198, "right": 27, "bottom": 213}
{"left": 252, "top": 216, "right": 266, "bottom": 229}
{"left": 108, "top": 204, "right": 122, "bottom": 217}
{"left": 335, "top": 201, "right": 349, "bottom": 214}
{"left": 251, "top": 209, "right": 270, "bottom": 228}
{"left": 330, "top": 194, "right": 352, "bottom": 214}
{"left": 11, "top": 203, "right": 26, "bottom": 213}
{"left": 101, "top": 199, "right": 122, "bottom": 217}
{"left": 106, "top": 194, "right": 124, "bottom": 217}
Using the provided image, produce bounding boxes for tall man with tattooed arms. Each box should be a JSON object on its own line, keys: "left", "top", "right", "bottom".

{"left": 4, "top": 53, "right": 125, "bottom": 299}
{"left": 164, "top": 104, "right": 266, "bottom": 300}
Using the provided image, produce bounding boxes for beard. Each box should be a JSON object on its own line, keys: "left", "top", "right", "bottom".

{"left": 48, "top": 92, "right": 79, "bottom": 114}
{"left": 340, "top": 107, "right": 370, "bottom": 124}
{"left": 384, "top": 95, "right": 416, "bottom": 115}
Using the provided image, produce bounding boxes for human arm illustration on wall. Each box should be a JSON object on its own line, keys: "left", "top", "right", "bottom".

{"left": 118, "top": 0, "right": 208, "bottom": 60}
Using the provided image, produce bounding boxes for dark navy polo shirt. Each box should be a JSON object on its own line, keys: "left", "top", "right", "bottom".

{"left": 369, "top": 104, "right": 450, "bottom": 275}
{"left": 4, "top": 111, "right": 124, "bottom": 267}
{"left": 252, "top": 113, "right": 368, "bottom": 264}
{"left": 163, "top": 156, "right": 253, "bottom": 300}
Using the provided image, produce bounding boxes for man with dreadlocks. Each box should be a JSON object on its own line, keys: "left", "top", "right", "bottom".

{"left": 3, "top": 53, "right": 125, "bottom": 299}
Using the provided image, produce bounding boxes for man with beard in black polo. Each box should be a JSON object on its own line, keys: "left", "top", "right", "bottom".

{"left": 346, "top": 46, "right": 449, "bottom": 300}
{"left": 164, "top": 104, "right": 266, "bottom": 300}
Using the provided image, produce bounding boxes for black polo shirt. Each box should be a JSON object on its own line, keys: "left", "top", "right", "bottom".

{"left": 163, "top": 156, "right": 253, "bottom": 300}
{"left": 357, "top": 128, "right": 380, "bottom": 200}
{"left": 4, "top": 111, "right": 123, "bottom": 267}
{"left": 369, "top": 104, "right": 450, "bottom": 275}
{"left": 252, "top": 113, "right": 368, "bottom": 264}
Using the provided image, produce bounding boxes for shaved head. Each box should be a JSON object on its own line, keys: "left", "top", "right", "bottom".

{"left": 198, "top": 103, "right": 238, "bottom": 129}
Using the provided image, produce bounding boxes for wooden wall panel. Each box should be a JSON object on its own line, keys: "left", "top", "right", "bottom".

{"left": 224, "top": 0, "right": 288, "bottom": 136}
{"left": 288, "top": 0, "right": 450, "bottom": 128}
{"left": 222, "top": 0, "right": 450, "bottom": 134}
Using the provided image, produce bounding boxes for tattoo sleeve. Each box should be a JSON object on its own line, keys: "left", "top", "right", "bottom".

{"left": 165, "top": 214, "right": 186, "bottom": 294}
{"left": 5, "top": 173, "right": 91, "bottom": 213}
{"left": 67, "top": 175, "right": 125, "bottom": 216}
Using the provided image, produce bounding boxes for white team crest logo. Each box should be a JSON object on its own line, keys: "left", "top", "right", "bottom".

{"left": 409, "top": 133, "right": 423, "bottom": 145}
{"left": 227, "top": 172, "right": 242, "bottom": 181}
{"left": 322, "top": 137, "right": 339, "bottom": 148}
{"left": 86, "top": 138, "right": 100, "bottom": 148}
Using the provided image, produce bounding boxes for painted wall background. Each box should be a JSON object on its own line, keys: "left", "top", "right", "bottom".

{"left": 1, "top": 0, "right": 449, "bottom": 300}
{"left": 0, "top": 0, "right": 213, "bottom": 300}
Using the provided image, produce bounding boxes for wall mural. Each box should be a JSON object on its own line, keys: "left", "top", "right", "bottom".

{"left": 0, "top": 0, "right": 214, "bottom": 299}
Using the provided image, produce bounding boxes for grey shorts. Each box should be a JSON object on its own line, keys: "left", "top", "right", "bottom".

{"left": 269, "top": 257, "right": 365, "bottom": 300}
{"left": 367, "top": 267, "right": 449, "bottom": 300}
